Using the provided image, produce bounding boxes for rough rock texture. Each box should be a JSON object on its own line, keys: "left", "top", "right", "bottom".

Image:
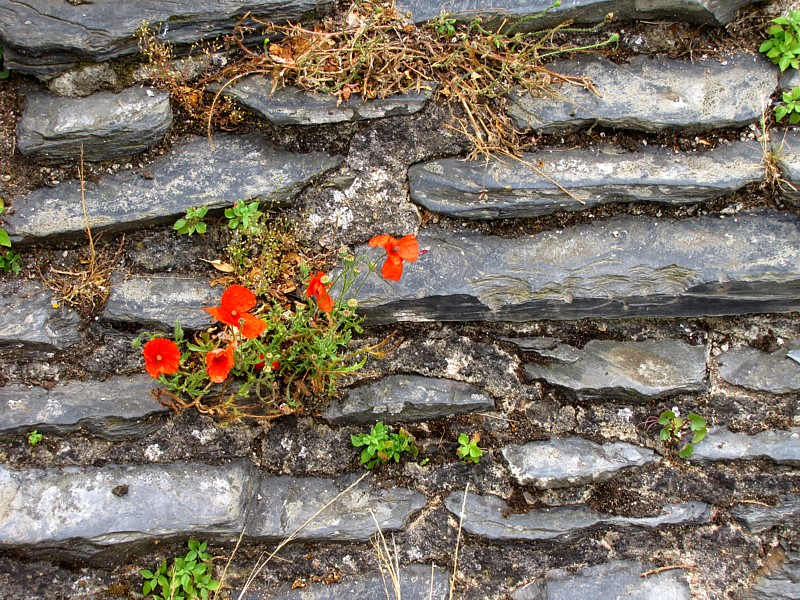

{"left": 5, "top": 134, "right": 342, "bottom": 244}
{"left": 220, "top": 75, "right": 434, "bottom": 125}
{"left": 718, "top": 343, "right": 800, "bottom": 394}
{"left": 102, "top": 276, "right": 217, "bottom": 330}
{"left": 749, "top": 549, "right": 800, "bottom": 600}
{"left": 0, "top": 281, "right": 82, "bottom": 352}
{"left": 522, "top": 339, "right": 707, "bottom": 400}
{"left": 732, "top": 495, "right": 800, "bottom": 533}
{"left": 353, "top": 212, "right": 800, "bottom": 324}
{"left": 507, "top": 54, "right": 776, "bottom": 134}
{"left": 408, "top": 141, "right": 764, "bottom": 219}
{"left": 248, "top": 475, "right": 426, "bottom": 541}
{"left": 690, "top": 428, "right": 800, "bottom": 466}
{"left": 780, "top": 69, "right": 800, "bottom": 92}
{"left": 395, "top": 0, "right": 758, "bottom": 27}
{"left": 322, "top": 374, "right": 494, "bottom": 424}
{"left": 268, "top": 564, "right": 451, "bottom": 599}
{"left": 0, "top": 0, "right": 335, "bottom": 76}
{"left": 501, "top": 437, "right": 659, "bottom": 489}
{"left": 46, "top": 63, "right": 119, "bottom": 98}
{"left": 0, "top": 375, "right": 166, "bottom": 440}
{"left": 442, "top": 492, "right": 710, "bottom": 541}
{"left": 775, "top": 131, "right": 800, "bottom": 201}
{"left": 0, "top": 461, "right": 254, "bottom": 562}
{"left": 17, "top": 87, "right": 172, "bottom": 162}
{"left": 511, "top": 560, "right": 691, "bottom": 600}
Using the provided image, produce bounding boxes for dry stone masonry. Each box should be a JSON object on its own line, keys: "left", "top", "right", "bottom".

{"left": 0, "top": 0, "right": 798, "bottom": 597}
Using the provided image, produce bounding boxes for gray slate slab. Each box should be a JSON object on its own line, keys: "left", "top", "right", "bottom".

{"left": 774, "top": 131, "right": 800, "bottom": 202}
{"left": 267, "top": 564, "right": 450, "bottom": 599}
{"left": 690, "top": 428, "right": 800, "bottom": 466}
{"left": 0, "top": 460, "right": 254, "bottom": 561}
{"left": 507, "top": 54, "right": 776, "bottom": 135}
{"left": 352, "top": 211, "right": 800, "bottom": 324}
{"left": 408, "top": 141, "right": 764, "bottom": 219}
{"left": 323, "top": 375, "right": 494, "bottom": 424}
{"left": 219, "top": 75, "right": 434, "bottom": 125}
{"left": 0, "top": 375, "right": 166, "bottom": 440}
{"left": 0, "top": 281, "right": 81, "bottom": 352}
{"left": 512, "top": 560, "right": 691, "bottom": 600}
{"left": 0, "top": 0, "right": 334, "bottom": 77}
{"left": 102, "top": 276, "right": 217, "bottom": 331}
{"left": 732, "top": 495, "right": 800, "bottom": 533}
{"left": 718, "top": 343, "right": 800, "bottom": 394}
{"left": 17, "top": 87, "right": 172, "bottom": 162}
{"left": 523, "top": 339, "right": 707, "bottom": 401}
{"left": 443, "top": 492, "right": 710, "bottom": 541}
{"left": 501, "top": 437, "right": 659, "bottom": 489}
{"left": 5, "top": 134, "right": 342, "bottom": 245}
{"left": 396, "top": 0, "right": 756, "bottom": 27}
{"left": 248, "top": 475, "right": 425, "bottom": 541}
{"left": 749, "top": 550, "right": 800, "bottom": 600}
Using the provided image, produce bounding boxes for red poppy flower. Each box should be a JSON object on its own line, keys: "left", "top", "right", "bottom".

{"left": 305, "top": 272, "right": 334, "bottom": 313}
{"left": 203, "top": 285, "right": 267, "bottom": 339}
{"left": 369, "top": 234, "right": 419, "bottom": 281}
{"left": 255, "top": 355, "right": 281, "bottom": 372}
{"left": 143, "top": 338, "right": 181, "bottom": 378}
{"left": 206, "top": 344, "right": 236, "bottom": 383}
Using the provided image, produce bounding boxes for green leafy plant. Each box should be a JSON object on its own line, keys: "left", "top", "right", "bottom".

{"left": 225, "top": 200, "right": 263, "bottom": 236}
{"left": 351, "top": 421, "right": 419, "bottom": 468}
{"left": 456, "top": 432, "right": 484, "bottom": 464}
{"left": 27, "top": 430, "right": 43, "bottom": 446}
{"left": 760, "top": 10, "right": 800, "bottom": 71}
{"left": 656, "top": 410, "right": 707, "bottom": 459}
{"left": 174, "top": 206, "right": 208, "bottom": 236}
{"left": 141, "top": 539, "right": 220, "bottom": 600}
{"left": 776, "top": 86, "right": 800, "bottom": 124}
{"left": 0, "top": 42, "right": 10, "bottom": 80}
{"left": 432, "top": 13, "right": 457, "bottom": 36}
{"left": 0, "top": 201, "right": 20, "bottom": 275}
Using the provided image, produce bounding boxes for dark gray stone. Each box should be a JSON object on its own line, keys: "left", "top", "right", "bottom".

{"left": 219, "top": 75, "right": 434, "bottom": 125}
{"left": 779, "top": 69, "right": 800, "bottom": 93}
{"left": 774, "top": 131, "right": 800, "bottom": 202}
{"left": 750, "top": 550, "right": 800, "bottom": 600}
{"left": 395, "top": 0, "right": 757, "bottom": 27}
{"left": 17, "top": 87, "right": 172, "bottom": 162}
{"left": 352, "top": 211, "right": 800, "bottom": 324}
{"left": 718, "top": 343, "right": 800, "bottom": 394}
{"left": 507, "top": 54, "right": 776, "bottom": 135}
{"left": 732, "top": 495, "right": 800, "bottom": 533}
{"left": 443, "top": 491, "right": 710, "bottom": 541}
{"left": 267, "top": 564, "right": 451, "bottom": 599}
{"left": 523, "top": 339, "right": 707, "bottom": 401}
{"left": 690, "top": 428, "right": 800, "bottom": 466}
{"left": 5, "top": 134, "right": 342, "bottom": 244}
{"left": 322, "top": 375, "right": 494, "bottom": 424}
{"left": 248, "top": 475, "right": 425, "bottom": 541}
{"left": 0, "top": 460, "right": 254, "bottom": 561}
{"left": 408, "top": 141, "right": 764, "bottom": 219}
{"left": 511, "top": 560, "right": 691, "bottom": 600}
{"left": 0, "top": 0, "right": 334, "bottom": 77}
{"left": 0, "top": 281, "right": 82, "bottom": 352}
{"left": 102, "top": 276, "right": 217, "bottom": 330}
{"left": 0, "top": 375, "right": 166, "bottom": 440}
{"left": 501, "top": 437, "right": 659, "bottom": 489}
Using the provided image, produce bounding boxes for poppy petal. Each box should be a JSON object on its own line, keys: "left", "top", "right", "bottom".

{"left": 143, "top": 338, "right": 181, "bottom": 378}
{"left": 316, "top": 289, "right": 334, "bottom": 312}
{"left": 395, "top": 234, "right": 419, "bottom": 262}
{"left": 381, "top": 254, "right": 404, "bottom": 281}
{"left": 238, "top": 313, "right": 268, "bottom": 339}
{"left": 369, "top": 234, "right": 394, "bottom": 249}
{"left": 206, "top": 345, "right": 235, "bottom": 383}
{"left": 220, "top": 285, "right": 257, "bottom": 313}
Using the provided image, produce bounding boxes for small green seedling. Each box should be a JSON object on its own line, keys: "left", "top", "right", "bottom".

{"left": 225, "top": 200, "right": 263, "bottom": 236}
{"left": 174, "top": 206, "right": 208, "bottom": 235}
{"left": 141, "top": 539, "right": 219, "bottom": 600}
{"left": 760, "top": 10, "right": 800, "bottom": 71}
{"left": 657, "top": 410, "right": 707, "bottom": 459}
{"left": 27, "top": 430, "right": 43, "bottom": 446}
{"left": 351, "top": 421, "right": 419, "bottom": 468}
{"left": 456, "top": 432, "right": 484, "bottom": 464}
{"left": 0, "top": 201, "right": 20, "bottom": 274}
{"left": 0, "top": 42, "right": 9, "bottom": 80}
{"left": 776, "top": 86, "right": 800, "bottom": 124}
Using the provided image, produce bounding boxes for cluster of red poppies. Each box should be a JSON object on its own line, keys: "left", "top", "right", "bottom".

{"left": 142, "top": 234, "right": 421, "bottom": 385}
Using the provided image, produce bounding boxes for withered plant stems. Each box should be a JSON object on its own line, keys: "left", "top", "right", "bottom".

{"left": 450, "top": 482, "right": 469, "bottom": 600}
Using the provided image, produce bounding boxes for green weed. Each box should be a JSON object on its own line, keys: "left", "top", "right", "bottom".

{"left": 456, "top": 432, "right": 484, "bottom": 464}
{"left": 141, "top": 539, "right": 220, "bottom": 600}
{"left": 27, "top": 430, "right": 43, "bottom": 446}
{"left": 656, "top": 410, "right": 707, "bottom": 459}
{"left": 351, "top": 421, "right": 419, "bottom": 468}
{"left": 760, "top": 10, "right": 800, "bottom": 71}
{"left": 174, "top": 206, "right": 209, "bottom": 236}
{"left": 776, "top": 86, "right": 800, "bottom": 124}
